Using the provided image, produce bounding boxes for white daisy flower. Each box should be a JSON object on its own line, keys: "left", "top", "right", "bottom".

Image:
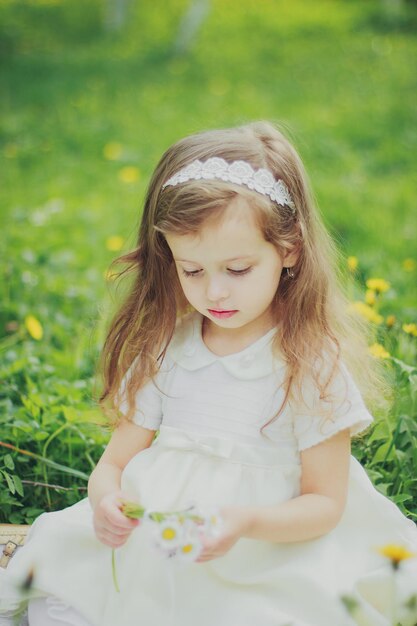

{"left": 177, "top": 536, "right": 203, "bottom": 562}
{"left": 154, "top": 518, "right": 184, "bottom": 550}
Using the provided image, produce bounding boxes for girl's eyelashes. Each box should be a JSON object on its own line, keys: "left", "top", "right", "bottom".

{"left": 181, "top": 269, "right": 202, "bottom": 277}
{"left": 181, "top": 267, "right": 253, "bottom": 278}
{"left": 229, "top": 267, "right": 253, "bottom": 276}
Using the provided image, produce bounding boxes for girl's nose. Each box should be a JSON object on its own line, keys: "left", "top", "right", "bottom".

{"left": 206, "top": 276, "right": 229, "bottom": 302}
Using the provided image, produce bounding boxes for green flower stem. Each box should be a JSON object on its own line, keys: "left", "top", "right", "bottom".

{"left": 121, "top": 500, "right": 204, "bottom": 524}
{"left": 390, "top": 568, "right": 397, "bottom": 626}
{"left": 111, "top": 549, "right": 120, "bottom": 593}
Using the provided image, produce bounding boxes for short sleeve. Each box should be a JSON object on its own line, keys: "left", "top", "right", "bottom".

{"left": 116, "top": 356, "right": 172, "bottom": 431}
{"left": 293, "top": 361, "right": 374, "bottom": 451}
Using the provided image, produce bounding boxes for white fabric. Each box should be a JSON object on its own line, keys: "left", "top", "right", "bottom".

{"left": 28, "top": 597, "right": 92, "bottom": 626}
{"left": 1, "top": 311, "right": 417, "bottom": 626}
{"left": 119, "top": 312, "right": 373, "bottom": 447}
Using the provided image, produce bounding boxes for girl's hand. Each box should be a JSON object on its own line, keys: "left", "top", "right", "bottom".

{"left": 93, "top": 491, "right": 140, "bottom": 548}
{"left": 195, "top": 505, "right": 251, "bottom": 563}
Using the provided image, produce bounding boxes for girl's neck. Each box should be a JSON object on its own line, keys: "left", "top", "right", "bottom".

{"left": 201, "top": 314, "right": 277, "bottom": 357}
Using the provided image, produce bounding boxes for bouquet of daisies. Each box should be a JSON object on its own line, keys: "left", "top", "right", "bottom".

{"left": 112, "top": 500, "right": 223, "bottom": 591}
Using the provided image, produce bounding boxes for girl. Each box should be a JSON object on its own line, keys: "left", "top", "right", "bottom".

{"left": 1, "top": 121, "right": 416, "bottom": 626}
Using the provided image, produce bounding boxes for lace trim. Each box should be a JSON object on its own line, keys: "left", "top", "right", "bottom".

{"left": 162, "top": 158, "right": 296, "bottom": 213}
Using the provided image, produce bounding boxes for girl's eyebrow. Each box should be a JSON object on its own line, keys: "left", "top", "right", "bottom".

{"left": 174, "top": 255, "right": 256, "bottom": 263}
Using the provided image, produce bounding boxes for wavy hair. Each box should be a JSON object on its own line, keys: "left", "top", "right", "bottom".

{"left": 97, "top": 121, "right": 389, "bottom": 431}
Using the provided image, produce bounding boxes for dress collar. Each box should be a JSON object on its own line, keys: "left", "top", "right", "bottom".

{"left": 166, "top": 312, "right": 285, "bottom": 380}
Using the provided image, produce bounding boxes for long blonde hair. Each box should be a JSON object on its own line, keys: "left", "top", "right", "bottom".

{"left": 97, "top": 121, "right": 389, "bottom": 430}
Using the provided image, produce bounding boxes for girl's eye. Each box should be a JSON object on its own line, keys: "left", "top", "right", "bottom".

{"left": 181, "top": 267, "right": 253, "bottom": 278}
{"left": 181, "top": 269, "right": 202, "bottom": 277}
{"left": 228, "top": 267, "right": 252, "bottom": 276}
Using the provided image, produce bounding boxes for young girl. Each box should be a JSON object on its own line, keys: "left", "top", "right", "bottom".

{"left": 1, "top": 121, "right": 416, "bottom": 626}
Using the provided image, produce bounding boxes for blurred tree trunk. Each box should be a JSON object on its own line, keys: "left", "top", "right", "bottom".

{"left": 103, "top": 0, "right": 211, "bottom": 49}
{"left": 104, "top": 0, "right": 130, "bottom": 33}
{"left": 173, "top": 0, "right": 211, "bottom": 55}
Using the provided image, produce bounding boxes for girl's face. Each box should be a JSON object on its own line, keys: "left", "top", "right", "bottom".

{"left": 166, "top": 197, "right": 298, "bottom": 340}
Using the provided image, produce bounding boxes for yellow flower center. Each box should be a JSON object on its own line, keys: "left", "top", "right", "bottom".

{"left": 162, "top": 528, "right": 177, "bottom": 541}
{"left": 181, "top": 544, "right": 193, "bottom": 554}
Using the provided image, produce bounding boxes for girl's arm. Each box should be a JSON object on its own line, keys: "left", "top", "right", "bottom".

{"left": 241, "top": 428, "right": 351, "bottom": 542}
{"left": 88, "top": 419, "right": 155, "bottom": 508}
{"left": 88, "top": 419, "right": 156, "bottom": 547}
{"left": 197, "top": 429, "right": 351, "bottom": 561}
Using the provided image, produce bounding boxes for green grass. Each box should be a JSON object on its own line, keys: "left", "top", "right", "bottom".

{"left": 0, "top": 0, "right": 416, "bottom": 522}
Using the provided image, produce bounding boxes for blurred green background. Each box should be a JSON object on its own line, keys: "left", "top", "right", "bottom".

{"left": 1, "top": 0, "right": 416, "bottom": 523}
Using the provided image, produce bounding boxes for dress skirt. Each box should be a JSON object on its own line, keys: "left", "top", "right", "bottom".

{"left": 1, "top": 424, "right": 417, "bottom": 626}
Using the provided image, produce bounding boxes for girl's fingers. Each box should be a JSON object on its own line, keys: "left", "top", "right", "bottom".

{"left": 101, "top": 524, "right": 132, "bottom": 537}
{"left": 105, "top": 507, "right": 140, "bottom": 529}
{"left": 196, "top": 554, "right": 214, "bottom": 563}
{"left": 97, "top": 493, "right": 140, "bottom": 529}
{"left": 97, "top": 529, "right": 128, "bottom": 548}
{"left": 94, "top": 518, "right": 139, "bottom": 538}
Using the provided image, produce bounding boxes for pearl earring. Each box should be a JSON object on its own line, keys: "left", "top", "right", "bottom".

{"left": 285, "top": 267, "right": 295, "bottom": 279}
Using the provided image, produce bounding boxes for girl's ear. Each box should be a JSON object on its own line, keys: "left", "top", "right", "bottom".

{"left": 283, "top": 246, "right": 300, "bottom": 268}
{"left": 283, "top": 221, "right": 302, "bottom": 268}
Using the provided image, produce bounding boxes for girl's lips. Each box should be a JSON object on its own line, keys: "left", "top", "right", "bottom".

{"left": 208, "top": 309, "right": 238, "bottom": 319}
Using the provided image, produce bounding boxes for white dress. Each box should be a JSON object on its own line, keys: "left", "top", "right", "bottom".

{"left": 1, "top": 312, "right": 417, "bottom": 626}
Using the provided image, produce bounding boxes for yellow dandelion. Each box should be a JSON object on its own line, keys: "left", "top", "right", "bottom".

{"left": 365, "top": 289, "right": 376, "bottom": 306}
{"left": 106, "top": 236, "right": 124, "bottom": 251}
{"left": 118, "top": 166, "right": 140, "bottom": 184}
{"left": 385, "top": 314, "right": 396, "bottom": 328}
{"left": 103, "top": 142, "right": 123, "bottom": 160}
{"left": 402, "top": 258, "right": 415, "bottom": 272}
{"left": 377, "top": 544, "right": 417, "bottom": 569}
{"left": 24, "top": 315, "right": 43, "bottom": 340}
{"left": 349, "top": 302, "right": 383, "bottom": 325}
{"left": 402, "top": 323, "right": 417, "bottom": 337}
{"left": 347, "top": 256, "right": 358, "bottom": 272}
{"left": 369, "top": 343, "right": 390, "bottom": 359}
{"left": 365, "top": 278, "right": 390, "bottom": 294}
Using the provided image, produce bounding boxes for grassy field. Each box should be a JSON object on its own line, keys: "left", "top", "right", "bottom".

{"left": 0, "top": 0, "right": 416, "bottom": 523}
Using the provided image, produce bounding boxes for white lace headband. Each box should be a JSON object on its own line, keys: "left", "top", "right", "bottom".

{"left": 162, "top": 157, "right": 296, "bottom": 214}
